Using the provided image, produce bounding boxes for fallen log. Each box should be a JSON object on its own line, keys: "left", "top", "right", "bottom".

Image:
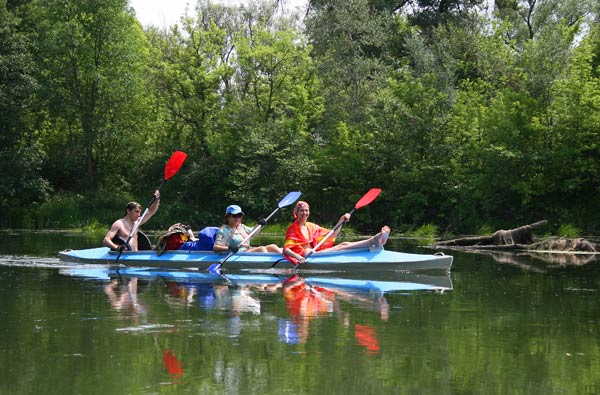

{"left": 433, "top": 220, "right": 600, "bottom": 254}
{"left": 434, "top": 220, "right": 548, "bottom": 247}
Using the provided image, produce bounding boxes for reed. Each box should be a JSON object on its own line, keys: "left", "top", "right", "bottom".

{"left": 557, "top": 223, "right": 580, "bottom": 239}
{"left": 404, "top": 223, "right": 438, "bottom": 245}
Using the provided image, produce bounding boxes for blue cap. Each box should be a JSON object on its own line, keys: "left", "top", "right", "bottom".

{"left": 226, "top": 205, "right": 244, "bottom": 215}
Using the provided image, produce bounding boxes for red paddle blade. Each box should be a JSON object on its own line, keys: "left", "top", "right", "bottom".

{"left": 355, "top": 188, "right": 382, "bottom": 210}
{"left": 164, "top": 151, "right": 187, "bottom": 180}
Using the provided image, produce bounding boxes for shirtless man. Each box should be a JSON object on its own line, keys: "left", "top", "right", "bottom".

{"left": 103, "top": 190, "right": 160, "bottom": 251}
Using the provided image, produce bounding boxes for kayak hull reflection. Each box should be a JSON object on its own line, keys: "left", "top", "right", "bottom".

{"left": 60, "top": 267, "right": 453, "bottom": 293}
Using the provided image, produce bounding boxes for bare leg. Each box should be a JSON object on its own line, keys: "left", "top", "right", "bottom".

{"left": 247, "top": 244, "right": 282, "bottom": 253}
{"left": 323, "top": 226, "right": 391, "bottom": 252}
{"left": 247, "top": 246, "right": 267, "bottom": 252}
{"left": 265, "top": 244, "right": 282, "bottom": 253}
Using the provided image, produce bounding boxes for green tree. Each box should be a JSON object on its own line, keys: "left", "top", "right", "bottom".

{"left": 0, "top": 0, "right": 50, "bottom": 213}
{"left": 305, "top": 0, "right": 391, "bottom": 132}
{"left": 405, "top": 0, "right": 485, "bottom": 33}
{"left": 542, "top": 26, "right": 600, "bottom": 230}
{"left": 369, "top": 70, "right": 455, "bottom": 228}
{"left": 222, "top": 2, "right": 323, "bottom": 215}
{"left": 33, "top": 0, "right": 153, "bottom": 192}
{"left": 495, "top": 0, "right": 593, "bottom": 42}
{"left": 144, "top": 1, "right": 323, "bottom": 223}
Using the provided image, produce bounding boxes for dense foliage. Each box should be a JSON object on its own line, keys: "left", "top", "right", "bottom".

{"left": 1, "top": 0, "right": 599, "bottom": 234}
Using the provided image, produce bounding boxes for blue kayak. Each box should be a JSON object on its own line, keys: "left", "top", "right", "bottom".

{"left": 58, "top": 246, "right": 452, "bottom": 272}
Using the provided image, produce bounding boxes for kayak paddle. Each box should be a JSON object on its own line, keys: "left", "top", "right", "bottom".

{"left": 298, "top": 188, "right": 382, "bottom": 265}
{"left": 113, "top": 151, "right": 188, "bottom": 265}
{"left": 208, "top": 191, "right": 302, "bottom": 272}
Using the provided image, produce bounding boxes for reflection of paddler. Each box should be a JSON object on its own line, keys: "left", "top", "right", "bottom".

{"left": 280, "top": 275, "right": 336, "bottom": 343}
{"left": 280, "top": 275, "right": 386, "bottom": 350}
{"left": 215, "top": 285, "right": 261, "bottom": 316}
{"left": 103, "top": 277, "right": 147, "bottom": 322}
{"left": 282, "top": 275, "right": 335, "bottom": 318}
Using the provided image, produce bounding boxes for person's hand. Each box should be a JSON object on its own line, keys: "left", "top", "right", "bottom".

{"left": 257, "top": 218, "right": 267, "bottom": 226}
{"left": 294, "top": 250, "right": 308, "bottom": 264}
{"left": 115, "top": 242, "right": 131, "bottom": 252}
{"left": 337, "top": 213, "right": 350, "bottom": 225}
{"left": 228, "top": 245, "right": 239, "bottom": 254}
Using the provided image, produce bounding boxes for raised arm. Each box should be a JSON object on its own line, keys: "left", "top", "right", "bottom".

{"left": 140, "top": 190, "right": 160, "bottom": 226}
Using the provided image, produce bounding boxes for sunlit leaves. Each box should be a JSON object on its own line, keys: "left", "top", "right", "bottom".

{"left": 33, "top": 0, "right": 152, "bottom": 190}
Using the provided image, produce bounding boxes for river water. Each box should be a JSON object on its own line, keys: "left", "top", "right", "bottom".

{"left": 1, "top": 230, "right": 600, "bottom": 394}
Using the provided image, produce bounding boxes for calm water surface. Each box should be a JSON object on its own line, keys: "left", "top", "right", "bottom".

{"left": 1, "top": 230, "right": 600, "bottom": 394}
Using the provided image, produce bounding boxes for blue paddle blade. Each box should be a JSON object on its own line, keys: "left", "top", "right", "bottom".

{"left": 278, "top": 191, "right": 302, "bottom": 208}
{"left": 207, "top": 263, "right": 221, "bottom": 273}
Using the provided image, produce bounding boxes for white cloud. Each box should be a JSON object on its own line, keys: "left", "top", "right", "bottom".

{"left": 130, "top": 0, "right": 308, "bottom": 28}
{"left": 130, "top": 0, "right": 193, "bottom": 28}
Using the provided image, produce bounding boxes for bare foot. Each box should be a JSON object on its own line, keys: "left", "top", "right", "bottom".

{"left": 369, "top": 226, "right": 391, "bottom": 251}
{"left": 378, "top": 226, "right": 391, "bottom": 246}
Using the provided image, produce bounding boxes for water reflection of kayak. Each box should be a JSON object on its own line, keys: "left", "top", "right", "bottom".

{"left": 59, "top": 266, "right": 453, "bottom": 293}
{"left": 58, "top": 246, "right": 452, "bottom": 272}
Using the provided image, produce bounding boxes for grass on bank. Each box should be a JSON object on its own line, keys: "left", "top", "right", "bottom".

{"left": 403, "top": 223, "right": 439, "bottom": 246}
